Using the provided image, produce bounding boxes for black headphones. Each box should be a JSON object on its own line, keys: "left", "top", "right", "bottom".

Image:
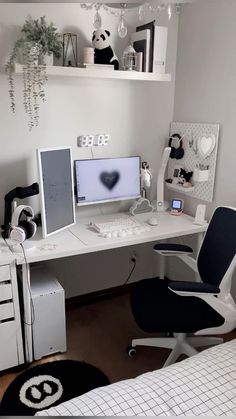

{"left": 168, "top": 133, "right": 185, "bottom": 160}
{"left": 10, "top": 205, "right": 37, "bottom": 245}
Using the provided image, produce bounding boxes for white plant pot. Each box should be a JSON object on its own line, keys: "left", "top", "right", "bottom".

{"left": 39, "top": 53, "right": 54, "bottom": 66}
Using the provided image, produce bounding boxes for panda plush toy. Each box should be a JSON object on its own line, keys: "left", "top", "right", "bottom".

{"left": 92, "top": 29, "right": 119, "bottom": 70}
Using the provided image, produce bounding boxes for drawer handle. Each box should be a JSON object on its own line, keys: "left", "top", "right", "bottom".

{"left": 0, "top": 317, "right": 15, "bottom": 324}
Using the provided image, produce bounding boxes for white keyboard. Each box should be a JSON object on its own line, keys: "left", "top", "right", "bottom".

{"left": 90, "top": 216, "right": 151, "bottom": 239}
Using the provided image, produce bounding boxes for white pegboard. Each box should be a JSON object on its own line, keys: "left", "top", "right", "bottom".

{"left": 166, "top": 122, "right": 220, "bottom": 202}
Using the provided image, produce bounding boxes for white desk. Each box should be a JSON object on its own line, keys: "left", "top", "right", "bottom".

{"left": 10, "top": 211, "right": 207, "bottom": 363}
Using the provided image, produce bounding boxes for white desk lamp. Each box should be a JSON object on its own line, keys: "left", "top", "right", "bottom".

{"left": 156, "top": 147, "right": 171, "bottom": 212}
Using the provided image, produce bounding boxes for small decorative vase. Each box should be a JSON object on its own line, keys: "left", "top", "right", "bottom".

{"left": 83, "top": 47, "right": 94, "bottom": 65}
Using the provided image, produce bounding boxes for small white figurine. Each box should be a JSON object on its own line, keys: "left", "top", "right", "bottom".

{"left": 129, "top": 161, "right": 154, "bottom": 215}
{"left": 141, "top": 162, "right": 152, "bottom": 190}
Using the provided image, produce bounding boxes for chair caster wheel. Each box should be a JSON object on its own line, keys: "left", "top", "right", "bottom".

{"left": 127, "top": 345, "right": 136, "bottom": 358}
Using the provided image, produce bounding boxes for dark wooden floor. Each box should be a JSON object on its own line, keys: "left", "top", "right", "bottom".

{"left": 1, "top": 292, "right": 236, "bottom": 400}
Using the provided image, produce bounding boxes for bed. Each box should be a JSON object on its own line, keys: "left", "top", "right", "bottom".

{"left": 36, "top": 339, "right": 236, "bottom": 416}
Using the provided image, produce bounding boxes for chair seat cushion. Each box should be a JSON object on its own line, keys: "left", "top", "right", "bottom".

{"left": 130, "top": 278, "right": 224, "bottom": 333}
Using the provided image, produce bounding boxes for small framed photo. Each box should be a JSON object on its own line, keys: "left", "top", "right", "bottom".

{"left": 172, "top": 165, "right": 182, "bottom": 184}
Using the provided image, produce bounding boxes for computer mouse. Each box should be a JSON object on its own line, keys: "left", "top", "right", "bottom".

{"left": 147, "top": 217, "right": 158, "bottom": 226}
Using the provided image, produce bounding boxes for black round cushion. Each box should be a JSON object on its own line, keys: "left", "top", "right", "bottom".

{"left": 130, "top": 278, "right": 224, "bottom": 333}
{"left": 0, "top": 360, "right": 109, "bottom": 416}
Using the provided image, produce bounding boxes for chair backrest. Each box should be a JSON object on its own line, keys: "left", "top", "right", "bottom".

{"left": 198, "top": 206, "right": 236, "bottom": 287}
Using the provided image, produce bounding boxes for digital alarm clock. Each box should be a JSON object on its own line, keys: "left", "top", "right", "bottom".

{"left": 170, "top": 199, "right": 184, "bottom": 215}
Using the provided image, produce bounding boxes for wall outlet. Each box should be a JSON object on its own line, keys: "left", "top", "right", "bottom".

{"left": 130, "top": 250, "right": 137, "bottom": 262}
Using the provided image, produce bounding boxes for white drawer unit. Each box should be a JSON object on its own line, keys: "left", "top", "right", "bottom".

{"left": 0, "top": 246, "right": 24, "bottom": 371}
{"left": 0, "top": 302, "right": 14, "bottom": 321}
{"left": 0, "top": 321, "right": 20, "bottom": 371}
{"left": 0, "top": 265, "right": 11, "bottom": 282}
{"left": 0, "top": 283, "right": 12, "bottom": 302}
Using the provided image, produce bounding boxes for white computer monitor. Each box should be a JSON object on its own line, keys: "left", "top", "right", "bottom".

{"left": 74, "top": 156, "right": 141, "bottom": 206}
{"left": 37, "top": 147, "right": 76, "bottom": 238}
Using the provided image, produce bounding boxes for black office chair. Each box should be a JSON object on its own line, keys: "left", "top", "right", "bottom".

{"left": 128, "top": 206, "right": 236, "bottom": 367}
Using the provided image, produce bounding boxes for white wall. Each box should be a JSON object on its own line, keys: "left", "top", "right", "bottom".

{"left": 174, "top": 0, "right": 236, "bottom": 217}
{"left": 0, "top": 4, "right": 178, "bottom": 297}
{"left": 168, "top": 0, "right": 236, "bottom": 293}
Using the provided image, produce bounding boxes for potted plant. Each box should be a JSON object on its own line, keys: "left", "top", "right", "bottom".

{"left": 5, "top": 16, "right": 63, "bottom": 130}
{"left": 21, "top": 16, "right": 63, "bottom": 65}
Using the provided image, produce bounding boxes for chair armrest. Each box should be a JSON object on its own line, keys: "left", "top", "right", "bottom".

{"left": 169, "top": 281, "right": 220, "bottom": 296}
{"left": 154, "top": 243, "right": 193, "bottom": 256}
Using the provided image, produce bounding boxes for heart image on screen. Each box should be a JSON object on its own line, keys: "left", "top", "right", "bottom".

{"left": 100, "top": 171, "right": 120, "bottom": 190}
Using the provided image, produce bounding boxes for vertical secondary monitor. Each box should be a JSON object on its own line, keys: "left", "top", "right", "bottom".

{"left": 37, "top": 147, "right": 75, "bottom": 238}
{"left": 74, "top": 156, "right": 141, "bottom": 206}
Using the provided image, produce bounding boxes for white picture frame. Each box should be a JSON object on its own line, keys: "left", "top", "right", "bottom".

{"left": 172, "top": 164, "right": 182, "bottom": 184}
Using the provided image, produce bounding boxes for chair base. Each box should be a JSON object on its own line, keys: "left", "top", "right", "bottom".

{"left": 131, "top": 333, "right": 223, "bottom": 367}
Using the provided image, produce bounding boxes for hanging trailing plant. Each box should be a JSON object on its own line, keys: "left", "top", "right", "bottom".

{"left": 5, "top": 16, "right": 62, "bottom": 130}
{"left": 5, "top": 38, "right": 25, "bottom": 114}
{"left": 22, "top": 43, "right": 48, "bottom": 129}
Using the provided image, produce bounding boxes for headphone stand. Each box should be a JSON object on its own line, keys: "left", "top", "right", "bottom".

{"left": 156, "top": 147, "right": 171, "bottom": 212}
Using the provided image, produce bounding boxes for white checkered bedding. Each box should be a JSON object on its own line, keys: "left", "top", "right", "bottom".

{"left": 36, "top": 339, "right": 236, "bottom": 416}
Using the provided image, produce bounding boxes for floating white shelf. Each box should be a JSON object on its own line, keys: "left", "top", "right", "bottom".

{"left": 165, "top": 182, "right": 195, "bottom": 193}
{"left": 14, "top": 64, "right": 171, "bottom": 82}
